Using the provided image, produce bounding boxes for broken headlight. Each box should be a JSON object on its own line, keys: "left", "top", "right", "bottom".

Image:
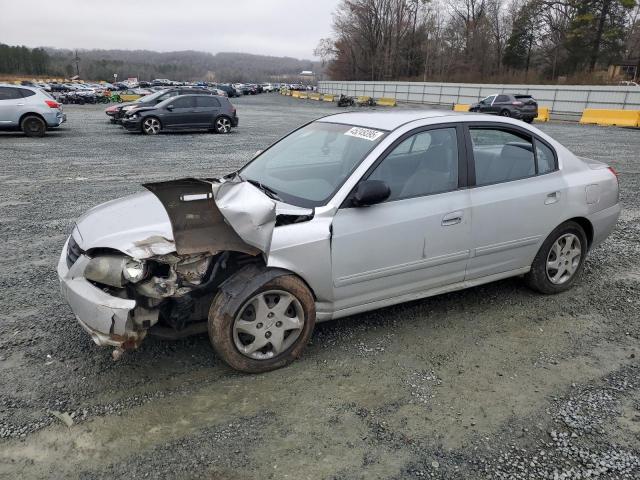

{"left": 123, "top": 258, "right": 147, "bottom": 283}
{"left": 84, "top": 255, "right": 147, "bottom": 288}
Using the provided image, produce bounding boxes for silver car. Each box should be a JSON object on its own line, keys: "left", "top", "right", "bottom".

{"left": 0, "top": 84, "right": 66, "bottom": 136}
{"left": 57, "top": 111, "right": 620, "bottom": 372}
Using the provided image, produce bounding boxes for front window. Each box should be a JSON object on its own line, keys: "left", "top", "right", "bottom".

{"left": 240, "top": 122, "right": 387, "bottom": 207}
{"left": 368, "top": 128, "right": 459, "bottom": 201}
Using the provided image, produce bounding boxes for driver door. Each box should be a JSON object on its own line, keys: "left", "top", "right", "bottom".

{"left": 478, "top": 95, "right": 496, "bottom": 114}
{"left": 330, "top": 126, "right": 472, "bottom": 313}
{"left": 163, "top": 96, "right": 195, "bottom": 128}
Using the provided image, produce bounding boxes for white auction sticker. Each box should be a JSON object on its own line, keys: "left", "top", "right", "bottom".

{"left": 344, "top": 126, "right": 384, "bottom": 141}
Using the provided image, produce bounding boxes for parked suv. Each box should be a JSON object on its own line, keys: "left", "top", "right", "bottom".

{"left": 0, "top": 84, "right": 66, "bottom": 137}
{"left": 470, "top": 94, "right": 538, "bottom": 123}
{"left": 121, "top": 94, "right": 238, "bottom": 134}
{"left": 105, "top": 87, "right": 216, "bottom": 123}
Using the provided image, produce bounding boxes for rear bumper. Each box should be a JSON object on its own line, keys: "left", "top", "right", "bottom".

{"left": 587, "top": 203, "right": 621, "bottom": 250}
{"left": 44, "top": 110, "right": 66, "bottom": 127}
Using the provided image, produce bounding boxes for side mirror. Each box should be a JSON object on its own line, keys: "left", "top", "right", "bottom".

{"left": 352, "top": 180, "right": 390, "bottom": 207}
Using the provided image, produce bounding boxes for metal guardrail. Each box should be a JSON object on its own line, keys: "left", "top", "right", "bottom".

{"left": 318, "top": 81, "right": 640, "bottom": 116}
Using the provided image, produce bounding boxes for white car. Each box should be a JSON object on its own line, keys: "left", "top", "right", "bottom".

{"left": 58, "top": 111, "right": 620, "bottom": 372}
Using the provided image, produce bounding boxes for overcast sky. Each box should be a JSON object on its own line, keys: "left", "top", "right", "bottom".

{"left": 0, "top": 0, "right": 340, "bottom": 59}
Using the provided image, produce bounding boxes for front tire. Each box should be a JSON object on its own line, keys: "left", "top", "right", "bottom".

{"left": 208, "top": 273, "right": 316, "bottom": 373}
{"left": 21, "top": 116, "right": 46, "bottom": 137}
{"left": 500, "top": 109, "right": 511, "bottom": 117}
{"left": 141, "top": 117, "right": 162, "bottom": 135}
{"left": 524, "top": 221, "right": 588, "bottom": 294}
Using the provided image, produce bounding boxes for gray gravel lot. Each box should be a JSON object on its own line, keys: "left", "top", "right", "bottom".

{"left": 0, "top": 94, "right": 638, "bottom": 479}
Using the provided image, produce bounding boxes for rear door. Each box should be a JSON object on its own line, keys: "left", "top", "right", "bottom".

{"left": 163, "top": 96, "right": 196, "bottom": 128}
{"left": 465, "top": 123, "right": 567, "bottom": 280}
{"left": 0, "top": 87, "right": 24, "bottom": 126}
{"left": 194, "top": 95, "right": 221, "bottom": 127}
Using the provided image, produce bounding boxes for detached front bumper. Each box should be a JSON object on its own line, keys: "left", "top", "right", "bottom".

{"left": 121, "top": 117, "right": 143, "bottom": 131}
{"left": 57, "top": 237, "right": 140, "bottom": 348}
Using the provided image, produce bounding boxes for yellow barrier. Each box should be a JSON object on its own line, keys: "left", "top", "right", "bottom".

{"left": 309, "top": 93, "right": 322, "bottom": 101}
{"left": 322, "top": 94, "right": 335, "bottom": 102}
{"left": 377, "top": 97, "right": 397, "bottom": 107}
{"left": 453, "top": 104, "right": 470, "bottom": 112}
{"left": 579, "top": 109, "right": 640, "bottom": 127}
{"left": 299, "top": 92, "right": 309, "bottom": 99}
{"left": 535, "top": 106, "right": 550, "bottom": 122}
{"left": 356, "top": 96, "right": 372, "bottom": 105}
{"left": 119, "top": 94, "right": 142, "bottom": 102}
{"left": 291, "top": 91, "right": 300, "bottom": 98}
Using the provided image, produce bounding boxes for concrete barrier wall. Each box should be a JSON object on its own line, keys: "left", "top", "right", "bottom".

{"left": 318, "top": 81, "right": 640, "bottom": 117}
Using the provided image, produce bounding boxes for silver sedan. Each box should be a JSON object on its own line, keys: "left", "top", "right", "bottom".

{"left": 57, "top": 110, "right": 620, "bottom": 372}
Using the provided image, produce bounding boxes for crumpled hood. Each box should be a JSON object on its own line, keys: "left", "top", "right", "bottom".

{"left": 72, "top": 179, "right": 313, "bottom": 261}
{"left": 73, "top": 191, "right": 175, "bottom": 259}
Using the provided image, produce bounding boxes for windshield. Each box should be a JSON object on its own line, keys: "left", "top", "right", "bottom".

{"left": 138, "top": 90, "right": 167, "bottom": 103}
{"left": 240, "top": 122, "right": 387, "bottom": 207}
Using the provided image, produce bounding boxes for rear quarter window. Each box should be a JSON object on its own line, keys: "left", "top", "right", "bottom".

{"left": 18, "top": 89, "right": 36, "bottom": 98}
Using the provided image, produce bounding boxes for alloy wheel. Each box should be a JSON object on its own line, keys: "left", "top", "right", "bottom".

{"left": 233, "top": 290, "right": 305, "bottom": 360}
{"left": 546, "top": 233, "right": 582, "bottom": 285}
{"left": 142, "top": 118, "right": 161, "bottom": 135}
{"left": 216, "top": 117, "right": 231, "bottom": 133}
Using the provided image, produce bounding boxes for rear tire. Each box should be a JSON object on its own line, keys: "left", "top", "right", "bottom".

{"left": 208, "top": 273, "right": 316, "bottom": 373}
{"left": 213, "top": 116, "right": 232, "bottom": 134}
{"left": 524, "top": 221, "right": 588, "bottom": 294}
{"left": 21, "top": 115, "right": 46, "bottom": 137}
{"left": 523, "top": 117, "right": 534, "bottom": 124}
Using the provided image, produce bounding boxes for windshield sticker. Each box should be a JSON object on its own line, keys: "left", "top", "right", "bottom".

{"left": 344, "top": 127, "right": 384, "bottom": 141}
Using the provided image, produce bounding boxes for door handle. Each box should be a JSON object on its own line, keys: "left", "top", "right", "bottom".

{"left": 545, "top": 191, "right": 560, "bottom": 205}
{"left": 442, "top": 211, "right": 463, "bottom": 226}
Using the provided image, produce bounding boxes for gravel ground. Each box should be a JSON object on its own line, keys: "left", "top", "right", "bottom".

{"left": 0, "top": 94, "right": 638, "bottom": 479}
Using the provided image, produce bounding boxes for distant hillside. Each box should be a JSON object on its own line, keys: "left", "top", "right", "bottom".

{"left": 44, "top": 48, "right": 319, "bottom": 82}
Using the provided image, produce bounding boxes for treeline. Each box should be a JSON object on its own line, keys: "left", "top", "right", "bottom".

{"left": 0, "top": 45, "right": 317, "bottom": 82}
{"left": 0, "top": 44, "right": 50, "bottom": 75}
{"left": 316, "top": 0, "right": 640, "bottom": 83}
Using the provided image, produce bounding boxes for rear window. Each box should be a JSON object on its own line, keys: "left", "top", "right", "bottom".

{"left": 515, "top": 95, "right": 536, "bottom": 102}
{"left": 196, "top": 96, "right": 220, "bottom": 107}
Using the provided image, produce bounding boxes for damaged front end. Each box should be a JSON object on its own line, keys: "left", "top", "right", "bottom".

{"left": 57, "top": 177, "right": 305, "bottom": 357}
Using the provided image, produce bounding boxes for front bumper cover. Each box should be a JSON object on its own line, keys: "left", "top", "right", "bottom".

{"left": 57, "top": 237, "right": 140, "bottom": 348}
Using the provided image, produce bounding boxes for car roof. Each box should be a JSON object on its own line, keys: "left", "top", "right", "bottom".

{"left": 0, "top": 83, "right": 39, "bottom": 92}
{"left": 317, "top": 110, "right": 464, "bottom": 131}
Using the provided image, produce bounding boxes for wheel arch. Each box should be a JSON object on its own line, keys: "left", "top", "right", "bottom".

{"left": 218, "top": 264, "right": 317, "bottom": 316}
{"left": 19, "top": 112, "right": 46, "bottom": 127}
{"left": 565, "top": 217, "right": 594, "bottom": 249}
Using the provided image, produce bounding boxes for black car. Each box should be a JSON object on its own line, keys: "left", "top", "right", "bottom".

{"left": 121, "top": 94, "right": 238, "bottom": 135}
{"left": 105, "top": 87, "right": 215, "bottom": 123}
{"left": 214, "top": 84, "right": 240, "bottom": 98}
{"left": 470, "top": 94, "right": 538, "bottom": 123}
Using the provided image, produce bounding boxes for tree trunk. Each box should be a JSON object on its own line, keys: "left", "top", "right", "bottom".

{"left": 590, "top": 0, "right": 612, "bottom": 71}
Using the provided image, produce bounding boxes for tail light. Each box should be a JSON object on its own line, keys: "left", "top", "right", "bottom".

{"left": 512, "top": 101, "right": 523, "bottom": 106}
{"left": 45, "top": 100, "right": 60, "bottom": 108}
{"left": 608, "top": 166, "right": 619, "bottom": 179}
